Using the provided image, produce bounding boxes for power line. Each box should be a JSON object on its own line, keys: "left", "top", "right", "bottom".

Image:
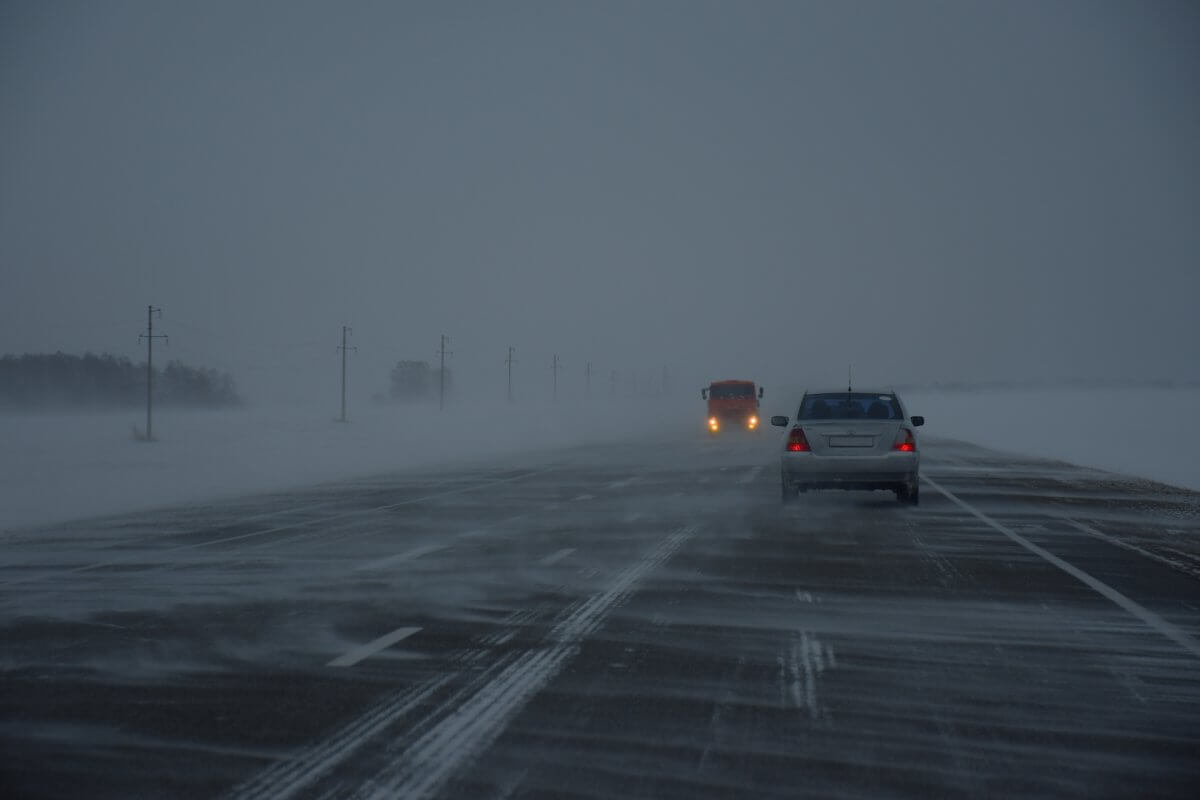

{"left": 137, "top": 305, "right": 167, "bottom": 441}
{"left": 505, "top": 346, "right": 517, "bottom": 403}
{"left": 438, "top": 335, "right": 453, "bottom": 411}
{"left": 337, "top": 326, "right": 356, "bottom": 422}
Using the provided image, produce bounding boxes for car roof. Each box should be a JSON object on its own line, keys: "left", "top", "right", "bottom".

{"left": 804, "top": 387, "right": 897, "bottom": 396}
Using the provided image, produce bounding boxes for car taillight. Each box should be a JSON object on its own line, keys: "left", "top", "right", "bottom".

{"left": 893, "top": 428, "right": 916, "bottom": 452}
{"left": 708, "top": 416, "right": 719, "bottom": 431}
{"left": 786, "top": 427, "right": 810, "bottom": 452}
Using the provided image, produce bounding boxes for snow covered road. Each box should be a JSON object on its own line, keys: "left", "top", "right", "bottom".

{"left": 2, "top": 433, "right": 1199, "bottom": 798}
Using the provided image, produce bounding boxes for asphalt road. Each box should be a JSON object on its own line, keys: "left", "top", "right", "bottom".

{"left": 3, "top": 432, "right": 1199, "bottom": 799}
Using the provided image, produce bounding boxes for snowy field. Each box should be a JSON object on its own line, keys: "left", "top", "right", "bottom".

{"left": 0, "top": 401, "right": 689, "bottom": 531}
{"left": 904, "top": 387, "right": 1200, "bottom": 492}
{"left": 1, "top": 387, "right": 1197, "bottom": 530}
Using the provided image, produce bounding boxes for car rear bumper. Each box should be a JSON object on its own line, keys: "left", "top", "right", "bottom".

{"left": 782, "top": 452, "right": 918, "bottom": 488}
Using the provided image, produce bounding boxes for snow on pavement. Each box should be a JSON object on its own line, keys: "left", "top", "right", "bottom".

{"left": 2, "top": 387, "right": 1196, "bottom": 531}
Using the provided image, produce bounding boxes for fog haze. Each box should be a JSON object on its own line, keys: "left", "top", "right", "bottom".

{"left": 3, "top": 0, "right": 1197, "bottom": 404}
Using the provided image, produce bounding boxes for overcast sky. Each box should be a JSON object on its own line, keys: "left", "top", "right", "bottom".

{"left": 2, "top": 0, "right": 1197, "bottom": 403}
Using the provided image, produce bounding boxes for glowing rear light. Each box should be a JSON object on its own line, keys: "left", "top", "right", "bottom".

{"left": 748, "top": 415, "right": 758, "bottom": 429}
{"left": 893, "top": 428, "right": 916, "bottom": 452}
{"left": 708, "top": 417, "right": 719, "bottom": 431}
{"left": 786, "top": 427, "right": 810, "bottom": 452}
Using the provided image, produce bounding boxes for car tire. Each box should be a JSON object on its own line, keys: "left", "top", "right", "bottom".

{"left": 896, "top": 475, "right": 920, "bottom": 505}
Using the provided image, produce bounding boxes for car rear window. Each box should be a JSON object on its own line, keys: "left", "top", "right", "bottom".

{"left": 798, "top": 393, "right": 903, "bottom": 420}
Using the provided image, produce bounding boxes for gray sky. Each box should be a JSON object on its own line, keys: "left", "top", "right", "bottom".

{"left": 2, "top": 0, "right": 1197, "bottom": 403}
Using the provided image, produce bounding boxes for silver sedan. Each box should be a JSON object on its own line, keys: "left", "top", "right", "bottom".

{"left": 770, "top": 389, "right": 925, "bottom": 505}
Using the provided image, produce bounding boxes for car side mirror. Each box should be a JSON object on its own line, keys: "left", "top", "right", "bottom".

{"left": 758, "top": 387, "right": 764, "bottom": 398}
{"left": 770, "top": 415, "right": 788, "bottom": 427}
{"left": 701, "top": 389, "right": 707, "bottom": 400}
{"left": 911, "top": 415, "right": 925, "bottom": 427}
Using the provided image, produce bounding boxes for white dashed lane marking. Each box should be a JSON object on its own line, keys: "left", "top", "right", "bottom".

{"left": 328, "top": 626, "right": 422, "bottom": 668}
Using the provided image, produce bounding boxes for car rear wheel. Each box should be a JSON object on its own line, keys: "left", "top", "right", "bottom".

{"left": 896, "top": 480, "right": 920, "bottom": 506}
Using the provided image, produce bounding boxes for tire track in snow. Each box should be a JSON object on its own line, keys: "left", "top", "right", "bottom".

{"left": 351, "top": 525, "right": 697, "bottom": 800}
{"left": 227, "top": 604, "right": 554, "bottom": 800}
{"left": 783, "top": 631, "right": 835, "bottom": 721}
{"left": 227, "top": 675, "right": 456, "bottom": 800}
{"left": 227, "top": 527, "right": 695, "bottom": 800}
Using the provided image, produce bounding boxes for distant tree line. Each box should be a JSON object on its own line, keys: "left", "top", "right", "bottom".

{"left": 0, "top": 352, "right": 241, "bottom": 410}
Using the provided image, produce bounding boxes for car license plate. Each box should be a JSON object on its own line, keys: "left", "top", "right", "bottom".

{"left": 828, "top": 436, "right": 874, "bottom": 448}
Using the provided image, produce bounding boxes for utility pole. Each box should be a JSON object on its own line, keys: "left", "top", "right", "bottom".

{"left": 138, "top": 305, "right": 167, "bottom": 441}
{"left": 337, "top": 326, "right": 356, "bottom": 422}
{"left": 551, "top": 354, "right": 561, "bottom": 401}
{"left": 505, "top": 346, "right": 517, "bottom": 403}
{"left": 438, "top": 335, "right": 452, "bottom": 411}
{"left": 585, "top": 361, "right": 592, "bottom": 398}
{"left": 610, "top": 368, "right": 617, "bottom": 398}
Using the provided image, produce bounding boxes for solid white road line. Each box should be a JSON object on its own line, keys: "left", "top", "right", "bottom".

{"left": 923, "top": 476, "right": 1200, "bottom": 661}
{"left": 328, "top": 626, "right": 422, "bottom": 668}
{"left": 539, "top": 548, "right": 575, "bottom": 566}
{"left": 354, "top": 544, "right": 446, "bottom": 573}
